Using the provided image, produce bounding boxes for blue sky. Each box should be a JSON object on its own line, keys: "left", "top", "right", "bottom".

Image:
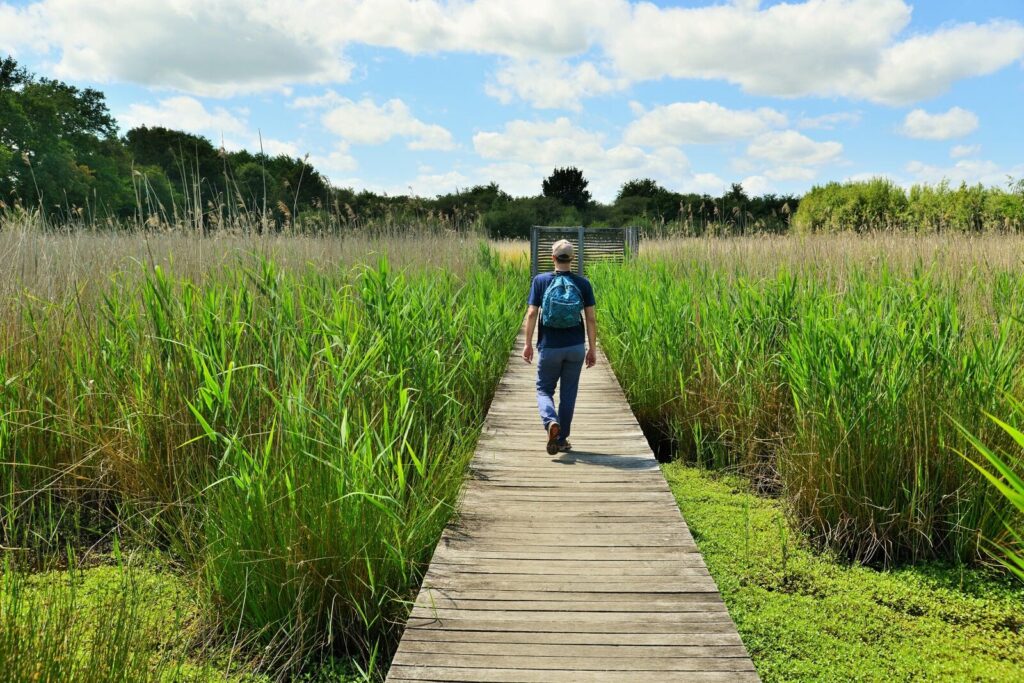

{"left": 1, "top": 0, "right": 1022, "bottom": 200}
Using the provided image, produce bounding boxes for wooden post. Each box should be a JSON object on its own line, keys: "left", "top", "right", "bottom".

{"left": 577, "top": 225, "right": 585, "bottom": 276}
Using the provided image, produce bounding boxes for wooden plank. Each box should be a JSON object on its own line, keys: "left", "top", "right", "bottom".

{"left": 391, "top": 653, "right": 756, "bottom": 671}
{"left": 414, "top": 589, "right": 724, "bottom": 603}
{"left": 385, "top": 332, "right": 757, "bottom": 682}
{"left": 387, "top": 667, "right": 760, "bottom": 682}
{"left": 402, "top": 617, "right": 739, "bottom": 634}
{"left": 398, "top": 629, "right": 745, "bottom": 647}
{"left": 395, "top": 641, "right": 749, "bottom": 658}
{"left": 412, "top": 599, "right": 727, "bottom": 613}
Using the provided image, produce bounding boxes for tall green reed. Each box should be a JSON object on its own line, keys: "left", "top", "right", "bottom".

{"left": 1, "top": 241, "right": 525, "bottom": 673}
{"left": 592, "top": 251, "right": 1024, "bottom": 565}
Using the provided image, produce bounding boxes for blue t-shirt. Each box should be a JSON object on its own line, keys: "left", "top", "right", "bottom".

{"left": 528, "top": 271, "right": 596, "bottom": 349}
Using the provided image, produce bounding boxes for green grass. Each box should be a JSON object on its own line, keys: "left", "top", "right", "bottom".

{"left": 1, "top": 233, "right": 528, "bottom": 679}
{"left": 592, "top": 240, "right": 1024, "bottom": 564}
{"left": 662, "top": 463, "right": 1024, "bottom": 682}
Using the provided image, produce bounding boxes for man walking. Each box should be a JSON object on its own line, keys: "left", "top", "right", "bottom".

{"left": 522, "top": 239, "right": 597, "bottom": 455}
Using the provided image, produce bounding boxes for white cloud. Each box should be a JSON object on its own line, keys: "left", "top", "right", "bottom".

{"left": 688, "top": 173, "right": 730, "bottom": 196}
{"left": 259, "top": 138, "right": 302, "bottom": 158}
{"left": 764, "top": 166, "right": 819, "bottom": 182}
{"left": 406, "top": 170, "right": 472, "bottom": 197}
{"left": 119, "top": 97, "right": 307, "bottom": 160}
{"left": 607, "top": 0, "right": 912, "bottom": 97}
{"left": 860, "top": 21, "right": 1024, "bottom": 105}
{"left": 486, "top": 59, "right": 626, "bottom": 110}
{"left": 311, "top": 0, "right": 628, "bottom": 60}
{"left": 5, "top": 0, "right": 351, "bottom": 96}
{"left": 5, "top": 0, "right": 1023, "bottom": 108}
{"left": 119, "top": 96, "right": 248, "bottom": 137}
{"left": 905, "top": 159, "right": 1024, "bottom": 187}
{"left": 471, "top": 116, "right": 693, "bottom": 200}
{"left": 624, "top": 101, "right": 787, "bottom": 146}
{"left": 740, "top": 175, "right": 773, "bottom": 196}
{"left": 300, "top": 95, "right": 455, "bottom": 151}
{"left": 950, "top": 144, "right": 982, "bottom": 159}
{"left": 605, "top": 1, "right": 1024, "bottom": 105}
{"left": 900, "top": 107, "right": 979, "bottom": 141}
{"left": 798, "top": 112, "right": 862, "bottom": 130}
{"left": 0, "top": 4, "right": 36, "bottom": 54}
{"left": 307, "top": 144, "right": 359, "bottom": 181}
{"left": 747, "top": 131, "right": 843, "bottom": 166}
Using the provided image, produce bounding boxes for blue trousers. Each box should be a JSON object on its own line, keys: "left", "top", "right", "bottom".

{"left": 536, "top": 343, "right": 586, "bottom": 440}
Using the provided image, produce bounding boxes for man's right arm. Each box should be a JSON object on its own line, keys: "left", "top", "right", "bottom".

{"left": 523, "top": 305, "right": 539, "bottom": 363}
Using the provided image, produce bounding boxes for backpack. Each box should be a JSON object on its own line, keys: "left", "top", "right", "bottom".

{"left": 541, "top": 274, "right": 584, "bottom": 328}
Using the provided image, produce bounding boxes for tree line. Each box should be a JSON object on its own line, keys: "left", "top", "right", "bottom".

{"left": 3, "top": 54, "right": 1022, "bottom": 236}
{"left": 0, "top": 55, "right": 798, "bottom": 236}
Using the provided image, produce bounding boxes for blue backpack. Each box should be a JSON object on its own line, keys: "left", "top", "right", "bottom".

{"left": 541, "top": 274, "right": 584, "bottom": 328}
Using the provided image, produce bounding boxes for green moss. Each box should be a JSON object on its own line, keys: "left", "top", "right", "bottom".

{"left": 662, "top": 463, "right": 1024, "bottom": 682}
{"left": 4, "top": 556, "right": 273, "bottom": 683}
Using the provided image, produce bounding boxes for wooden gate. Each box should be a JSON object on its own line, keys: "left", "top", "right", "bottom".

{"left": 530, "top": 226, "right": 640, "bottom": 277}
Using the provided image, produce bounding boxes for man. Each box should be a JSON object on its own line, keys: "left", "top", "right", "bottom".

{"left": 522, "top": 239, "right": 597, "bottom": 455}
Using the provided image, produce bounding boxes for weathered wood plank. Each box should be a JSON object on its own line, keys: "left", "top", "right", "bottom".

{"left": 385, "top": 332, "right": 757, "bottom": 682}
{"left": 395, "top": 641, "right": 749, "bottom": 658}
{"left": 388, "top": 667, "right": 761, "bottom": 683}
{"left": 397, "top": 629, "right": 745, "bottom": 646}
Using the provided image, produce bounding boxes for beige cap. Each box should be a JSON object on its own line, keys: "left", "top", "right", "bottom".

{"left": 552, "top": 239, "right": 574, "bottom": 261}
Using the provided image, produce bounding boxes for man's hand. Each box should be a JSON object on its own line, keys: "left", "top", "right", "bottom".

{"left": 585, "top": 346, "right": 597, "bottom": 368}
{"left": 522, "top": 343, "right": 534, "bottom": 364}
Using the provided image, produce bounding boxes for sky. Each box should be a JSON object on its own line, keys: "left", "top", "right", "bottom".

{"left": 1, "top": 0, "right": 1023, "bottom": 201}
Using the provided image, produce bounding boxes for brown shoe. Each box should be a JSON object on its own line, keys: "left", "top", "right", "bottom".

{"left": 546, "top": 422, "right": 560, "bottom": 455}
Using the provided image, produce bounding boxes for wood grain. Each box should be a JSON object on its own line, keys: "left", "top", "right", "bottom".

{"left": 385, "top": 333, "right": 758, "bottom": 682}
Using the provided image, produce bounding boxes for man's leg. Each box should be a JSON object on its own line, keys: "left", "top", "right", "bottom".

{"left": 536, "top": 346, "right": 562, "bottom": 431}
{"left": 557, "top": 344, "right": 587, "bottom": 440}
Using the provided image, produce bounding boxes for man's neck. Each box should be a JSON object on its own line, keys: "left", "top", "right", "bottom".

{"left": 554, "top": 265, "right": 572, "bottom": 273}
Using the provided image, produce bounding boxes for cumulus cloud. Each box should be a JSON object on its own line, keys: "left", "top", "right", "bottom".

{"left": 4, "top": 0, "right": 351, "bottom": 96}
{"left": 738, "top": 130, "right": 843, "bottom": 189}
{"left": 298, "top": 94, "right": 455, "bottom": 150}
{"left": 798, "top": 112, "right": 862, "bottom": 130}
{"left": 485, "top": 59, "right": 626, "bottom": 110}
{"left": 747, "top": 131, "right": 843, "bottom": 166}
{"left": 950, "top": 144, "right": 982, "bottom": 159}
{"left": 471, "top": 117, "right": 694, "bottom": 200}
{"left": 607, "top": 0, "right": 912, "bottom": 97}
{"left": 900, "top": 107, "right": 979, "bottom": 140}
{"left": 119, "top": 97, "right": 248, "bottom": 137}
{"left": 4, "top": 0, "right": 1023, "bottom": 108}
{"left": 905, "top": 158, "right": 1024, "bottom": 186}
{"left": 624, "top": 101, "right": 787, "bottom": 146}
{"left": 860, "top": 21, "right": 1024, "bottom": 105}
{"left": 605, "top": 0, "right": 1024, "bottom": 105}
{"left": 307, "top": 144, "right": 359, "bottom": 181}
{"left": 119, "top": 97, "right": 305, "bottom": 160}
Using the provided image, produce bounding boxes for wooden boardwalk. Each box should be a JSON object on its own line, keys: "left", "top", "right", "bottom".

{"left": 386, "top": 333, "right": 758, "bottom": 682}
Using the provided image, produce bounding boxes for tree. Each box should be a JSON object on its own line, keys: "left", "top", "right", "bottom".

{"left": 616, "top": 178, "right": 664, "bottom": 201}
{"left": 542, "top": 166, "right": 591, "bottom": 211}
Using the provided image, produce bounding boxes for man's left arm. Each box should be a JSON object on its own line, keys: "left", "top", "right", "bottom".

{"left": 584, "top": 305, "right": 597, "bottom": 368}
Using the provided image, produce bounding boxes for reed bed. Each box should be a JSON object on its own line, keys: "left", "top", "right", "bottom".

{"left": 0, "top": 225, "right": 526, "bottom": 677}
{"left": 593, "top": 234, "right": 1024, "bottom": 565}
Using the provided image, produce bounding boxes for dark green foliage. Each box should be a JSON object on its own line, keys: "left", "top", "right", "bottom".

{"left": 542, "top": 166, "right": 592, "bottom": 210}
{"left": 482, "top": 196, "right": 564, "bottom": 238}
